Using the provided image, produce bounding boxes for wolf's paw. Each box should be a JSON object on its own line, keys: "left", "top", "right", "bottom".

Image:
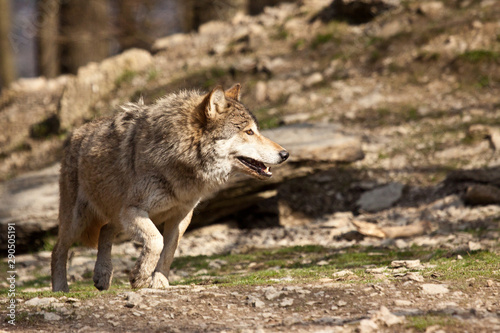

{"left": 150, "top": 272, "right": 170, "bottom": 289}
{"left": 93, "top": 268, "right": 113, "bottom": 291}
{"left": 130, "top": 273, "right": 152, "bottom": 289}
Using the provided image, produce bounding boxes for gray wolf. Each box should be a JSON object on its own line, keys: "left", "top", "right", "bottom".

{"left": 51, "top": 84, "right": 289, "bottom": 291}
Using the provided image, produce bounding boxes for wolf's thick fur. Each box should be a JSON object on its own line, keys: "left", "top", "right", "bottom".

{"left": 51, "top": 84, "right": 288, "bottom": 292}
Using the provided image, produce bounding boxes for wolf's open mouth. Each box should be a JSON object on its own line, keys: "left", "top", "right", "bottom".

{"left": 237, "top": 156, "right": 272, "bottom": 177}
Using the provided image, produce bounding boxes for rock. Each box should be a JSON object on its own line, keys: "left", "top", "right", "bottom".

{"left": 255, "top": 81, "right": 267, "bottom": 102}
{"left": 393, "top": 299, "right": 412, "bottom": 307}
{"left": 125, "top": 292, "right": 143, "bottom": 308}
{"left": 464, "top": 184, "right": 500, "bottom": 206}
{"left": 333, "top": 270, "right": 355, "bottom": 279}
{"left": 304, "top": 72, "right": 323, "bottom": 87}
{"left": 59, "top": 48, "right": 153, "bottom": 129}
{"left": 357, "top": 183, "right": 404, "bottom": 212}
{"left": 1, "top": 122, "right": 365, "bottom": 251}
{"left": 263, "top": 286, "right": 282, "bottom": 300}
{"left": 418, "top": 2, "right": 445, "bottom": 17}
{"left": 359, "top": 318, "right": 379, "bottom": 333}
{"left": 405, "top": 272, "right": 424, "bottom": 282}
{"left": 337, "top": 300, "right": 347, "bottom": 307}
{"left": 247, "top": 296, "right": 265, "bottom": 308}
{"left": 151, "top": 33, "right": 190, "bottom": 52}
{"left": 372, "top": 306, "right": 404, "bottom": 326}
{"left": 25, "top": 297, "right": 59, "bottom": 307}
{"left": 421, "top": 284, "right": 449, "bottom": 295}
{"left": 264, "top": 123, "right": 364, "bottom": 163}
{"left": 44, "top": 312, "right": 62, "bottom": 321}
{"left": 279, "top": 298, "right": 294, "bottom": 307}
{"left": 468, "top": 241, "right": 482, "bottom": 251}
{"left": 0, "top": 164, "right": 59, "bottom": 252}
{"left": 192, "top": 123, "right": 364, "bottom": 228}
{"left": 390, "top": 260, "right": 421, "bottom": 269}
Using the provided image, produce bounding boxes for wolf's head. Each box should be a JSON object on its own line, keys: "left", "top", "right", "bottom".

{"left": 199, "top": 84, "right": 289, "bottom": 180}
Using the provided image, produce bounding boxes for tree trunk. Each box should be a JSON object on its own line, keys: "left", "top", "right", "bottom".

{"left": 0, "top": 0, "right": 17, "bottom": 87}
{"left": 37, "top": 0, "right": 60, "bottom": 78}
{"left": 60, "top": 0, "right": 111, "bottom": 74}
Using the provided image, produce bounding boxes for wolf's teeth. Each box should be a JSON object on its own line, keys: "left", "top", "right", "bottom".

{"left": 264, "top": 167, "right": 271, "bottom": 173}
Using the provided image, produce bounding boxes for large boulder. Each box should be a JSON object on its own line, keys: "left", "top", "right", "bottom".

{"left": 0, "top": 123, "right": 364, "bottom": 253}
{"left": 59, "top": 48, "right": 153, "bottom": 129}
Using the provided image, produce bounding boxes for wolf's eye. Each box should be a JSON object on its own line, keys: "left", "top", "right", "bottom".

{"left": 245, "top": 129, "right": 254, "bottom": 135}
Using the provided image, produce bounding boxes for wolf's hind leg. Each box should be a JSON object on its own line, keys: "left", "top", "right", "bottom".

{"left": 121, "top": 207, "right": 164, "bottom": 289}
{"left": 151, "top": 209, "right": 194, "bottom": 289}
{"left": 51, "top": 200, "right": 89, "bottom": 292}
{"left": 93, "top": 223, "right": 117, "bottom": 291}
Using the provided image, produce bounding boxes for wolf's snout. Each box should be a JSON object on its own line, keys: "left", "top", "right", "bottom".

{"left": 279, "top": 150, "right": 289, "bottom": 163}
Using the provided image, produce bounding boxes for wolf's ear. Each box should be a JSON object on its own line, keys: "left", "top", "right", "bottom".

{"left": 206, "top": 85, "right": 226, "bottom": 119}
{"left": 225, "top": 83, "right": 241, "bottom": 101}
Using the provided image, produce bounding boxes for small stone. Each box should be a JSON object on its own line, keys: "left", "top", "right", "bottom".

{"left": 357, "top": 183, "right": 404, "bottom": 212}
{"left": 280, "top": 298, "right": 294, "bottom": 307}
{"left": 304, "top": 72, "right": 323, "bottom": 87}
{"left": 391, "top": 260, "right": 421, "bottom": 269}
{"left": 44, "top": 312, "right": 62, "bottom": 321}
{"left": 406, "top": 272, "right": 424, "bottom": 282}
{"left": 359, "top": 318, "right": 379, "bottom": 333}
{"left": 372, "top": 306, "right": 404, "bottom": 326}
{"left": 333, "top": 270, "right": 354, "bottom": 279}
{"left": 337, "top": 300, "right": 347, "bottom": 307}
{"left": 317, "top": 260, "right": 329, "bottom": 266}
{"left": 247, "top": 296, "right": 265, "bottom": 308}
{"left": 263, "top": 286, "right": 282, "bottom": 300}
{"left": 394, "top": 239, "right": 408, "bottom": 249}
{"left": 366, "top": 267, "right": 387, "bottom": 274}
{"left": 457, "top": 255, "right": 463, "bottom": 260}
{"left": 255, "top": 81, "right": 267, "bottom": 102}
{"left": 125, "top": 292, "right": 142, "bottom": 308}
{"left": 394, "top": 299, "right": 412, "bottom": 307}
{"left": 422, "top": 284, "right": 449, "bottom": 295}
{"left": 487, "top": 280, "right": 494, "bottom": 287}
{"left": 468, "top": 241, "right": 482, "bottom": 251}
{"left": 25, "top": 297, "right": 58, "bottom": 307}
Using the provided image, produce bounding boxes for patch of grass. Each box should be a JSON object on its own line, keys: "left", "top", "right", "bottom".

{"left": 115, "top": 69, "right": 137, "bottom": 87}
{"left": 293, "top": 39, "right": 306, "bottom": 51}
{"left": 311, "top": 32, "right": 334, "bottom": 49}
{"left": 427, "top": 250, "right": 500, "bottom": 284}
{"left": 273, "top": 26, "right": 289, "bottom": 40}
{"left": 407, "top": 314, "right": 457, "bottom": 332}
{"left": 41, "top": 234, "right": 57, "bottom": 252}
{"left": 459, "top": 50, "right": 500, "bottom": 63}
{"left": 253, "top": 107, "right": 282, "bottom": 130}
{"left": 147, "top": 68, "right": 159, "bottom": 82}
{"left": 15, "top": 280, "right": 128, "bottom": 300}
{"left": 169, "top": 244, "right": 500, "bottom": 287}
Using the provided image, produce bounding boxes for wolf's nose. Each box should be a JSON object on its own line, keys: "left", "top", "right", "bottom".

{"left": 279, "top": 150, "right": 289, "bottom": 162}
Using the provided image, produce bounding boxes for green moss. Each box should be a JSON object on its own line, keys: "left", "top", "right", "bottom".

{"left": 311, "top": 33, "right": 334, "bottom": 49}
{"left": 407, "top": 314, "right": 457, "bottom": 332}
{"left": 115, "top": 69, "right": 138, "bottom": 87}
{"left": 459, "top": 50, "right": 500, "bottom": 63}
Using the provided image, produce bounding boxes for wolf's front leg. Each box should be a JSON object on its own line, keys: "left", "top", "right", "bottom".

{"left": 121, "top": 207, "right": 164, "bottom": 289}
{"left": 151, "top": 209, "right": 194, "bottom": 289}
{"left": 93, "top": 223, "right": 118, "bottom": 291}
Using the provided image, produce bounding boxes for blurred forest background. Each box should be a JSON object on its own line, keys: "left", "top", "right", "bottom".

{"left": 0, "top": 0, "right": 291, "bottom": 89}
